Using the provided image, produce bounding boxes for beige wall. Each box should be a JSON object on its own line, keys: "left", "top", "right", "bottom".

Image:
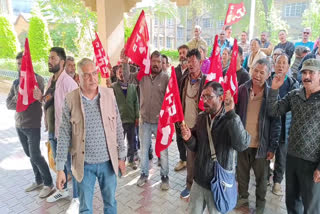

{"left": 14, "top": 16, "right": 29, "bottom": 37}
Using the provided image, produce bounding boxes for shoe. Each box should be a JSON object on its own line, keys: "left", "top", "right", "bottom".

{"left": 149, "top": 153, "right": 153, "bottom": 160}
{"left": 272, "top": 182, "right": 284, "bottom": 196}
{"left": 236, "top": 196, "right": 249, "bottom": 208}
{"left": 128, "top": 161, "right": 138, "bottom": 170}
{"left": 137, "top": 174, "right": 148, "bottom": 187}
{"left": 66, "top": 198, "right": 80, "bottom": 214}
{"left": 174, "top": 160, "right": 186, "bottom": 171}
{"left": 157, "top": 158, "right": 161, "bottom": 167}
{"left": 160, "top": 176, "right": 169, "bottom": 191}
{"left": 25, "top": 182, "right": 43, "bottom": 192}
{"left": 180, "top": 188, "right": 190, "bottom": 198}
{"left": 38, "top": 185, "right": 54, "bottom": 198}
{"left": 46, "top": 189, "right": 69, "bottom": 202}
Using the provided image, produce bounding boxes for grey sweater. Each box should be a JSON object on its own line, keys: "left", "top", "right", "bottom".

{"left": 268, "top": 87, "right": 320, "bottom": 170}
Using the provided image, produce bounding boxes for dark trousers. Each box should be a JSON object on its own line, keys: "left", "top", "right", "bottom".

{"left": 16, "top": 128, "right": 53, "bottom": 186}
{"left": 286, "top": 155, "right": 320, "bottom": 214}
{"left": 186, "top": 148, "right": 195, "bottom": 190}
{"left": 176, "top": 128, "right": 186, "bottom": 162}
{"left": 273, "top": 142, "right": 288, "bottom": 184}
{"left": 123, "top": 123, "right": 136, "bottom": 162}
{"left": 237, "top": 148, "right": 268, "bottom": 208}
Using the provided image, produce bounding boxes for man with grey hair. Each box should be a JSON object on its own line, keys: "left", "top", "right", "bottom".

{"left": 295, "top": 27, "right": 314, "bottom": 51}
{"left": 236, "top": 58, "right": 281, "bottom": 214}
{"left": 268, "top": 58, "right": 320, "bottom": 214}
{"left": 291, "top": 46, "right": 310, "bottom": 80}
{"left": 56, "top": 58, "right": 127, "bottom": 213}
{"left": 65, "top": 56, "right": 80, "bottom": 84}
{"left": 187, "top": 25, "right": 208, "bottom": 51}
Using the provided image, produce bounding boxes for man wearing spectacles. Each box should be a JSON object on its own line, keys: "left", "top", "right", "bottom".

{"left": 295, "top": 28, "right": 314, "bottom": 51}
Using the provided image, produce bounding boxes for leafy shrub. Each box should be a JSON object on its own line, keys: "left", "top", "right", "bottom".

{"left": 0, "top": 16, "right": 18, "bottom": 59}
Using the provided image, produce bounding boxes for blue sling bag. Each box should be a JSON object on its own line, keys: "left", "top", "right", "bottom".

{"left": 207, "top": 117, "right": 237, "bottom": 214}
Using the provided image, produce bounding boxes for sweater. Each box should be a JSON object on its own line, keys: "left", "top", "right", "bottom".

{"left": 111, "top": 82, "right": 139, "bottom": 124}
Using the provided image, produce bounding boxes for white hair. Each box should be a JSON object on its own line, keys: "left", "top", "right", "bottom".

{"left": 77, "top": 58, "right": 95, "bottom": 74}
{"left": 194, "top": 25, "right": 201, "bottom": 31}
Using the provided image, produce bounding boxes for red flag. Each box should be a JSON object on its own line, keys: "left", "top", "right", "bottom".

{"left": 198, "top": 35, "right": 225, "bottom": 110}
{"left": 16, "top": 38, "right": 38, "bottom": 112}
{"left": 155, "top": 66, "right": 184, "bottom": 157}
{"left": 224, "top": 2, "right": 247, "bottom": 26}
{"left": 224, "top": 39, "right": 239, "bottom": 104}
{"left": 125, "top": 10, "right": 150, "bottom": 81}
{"left": 92, "top": 32, "right": 111, "bottom": 78}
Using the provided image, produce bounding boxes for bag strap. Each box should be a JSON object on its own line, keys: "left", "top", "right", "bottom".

{"left": 207, "top": 115, "right": 236, "bottom": 172}
{"left": 206, "top": 116, "right": 217, "bottom": 161}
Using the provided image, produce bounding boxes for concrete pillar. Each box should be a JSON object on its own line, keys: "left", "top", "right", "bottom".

{"left": 96, "top": 0, "right": 125, "bottom": 66}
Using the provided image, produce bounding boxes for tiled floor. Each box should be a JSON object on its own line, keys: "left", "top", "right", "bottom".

{"left": 0, "top": 91, "right": 287, "bottom": 214}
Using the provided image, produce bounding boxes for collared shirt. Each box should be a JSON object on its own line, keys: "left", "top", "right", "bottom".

{"left": 187, "top": 37, "right": 208, "bottom": 51}
{"left": 238, "top": 41, "right": 250, "bottom": 58}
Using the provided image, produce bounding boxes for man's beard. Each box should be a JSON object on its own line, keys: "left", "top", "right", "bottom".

{"left": 49, "top": 64, "right": 60, "bottom": 73}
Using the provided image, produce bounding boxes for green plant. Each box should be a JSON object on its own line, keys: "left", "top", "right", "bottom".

{"left": 0, "top": 58, "right": 50, "bottom": 77}
{"left": 160, "top": 49, "right": 179, "bottom": 61}
{"left": 0, "top": 16, "right": 18, "bottom": 59}
{"left": 303, "top": 0, "right": 320, "bottom": 41}
{"left": 28, "top": 16, "right": 52, "bottom": 62}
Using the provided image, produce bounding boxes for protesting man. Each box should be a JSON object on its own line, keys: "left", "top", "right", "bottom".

{"left": 174, "top": 44, "right": 189, "bottom": 172}
{"left": 295, "top": 27, "right": 314, "bottom": 51}
{"left": 268, "top": 58, "right": 320, "bottom": 214}
{"left": 274, "top": 30, "right": 295, "bottom": 64}
{"left": 260, "top": 32, "right": 273, "bottom": 56}
{"left": 178, "top": 49, "right": 207, "bottom": 199}
{"left": 236, "top": 58, "right": 280, "bottom": 214}
{"left": 268, "top": 54, "right": 299, "bottom": 196}
{"left": 6, "top": 52, "right": 54, "bottom": 198}
{"left": 123, "top": 51, "right": 170, "bottom": 190}
{"left": 56, "top": 58, "right": 126, "bottom": 213}
{"left": 112, "top": 64, "right": 139, "bottom": 170}
{"left": 33, "top": 47, "right": 78, "bottom": 206}
{"left": 181, "top": 82, "right": 250, "bottom": 213}
{"left": 65, "top": 56, "right": 79, "bottom": 84}
{"left": 187, "top": 25, "right": 208, "bottom": 51}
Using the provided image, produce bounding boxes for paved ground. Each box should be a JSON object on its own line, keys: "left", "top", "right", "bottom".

{"left": 0, "top": 85, "right": 287, "bottom": 214}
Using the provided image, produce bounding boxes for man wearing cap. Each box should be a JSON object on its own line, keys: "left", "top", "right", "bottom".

{"left": 268, "top": 58, "right": 320, "bottom": 214}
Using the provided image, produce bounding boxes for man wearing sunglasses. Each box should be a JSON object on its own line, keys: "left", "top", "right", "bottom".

{"left": 295, "top": 28, "right": 314, "bottom": 51}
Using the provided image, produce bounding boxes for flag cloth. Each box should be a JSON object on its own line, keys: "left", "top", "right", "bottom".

{"left": 155, "top": 66, "right": 184, "bottom": 157}
{"left": 16, "top": 38, "right": 38, "bottom": 112}
{"left": 125, "top": 10, "right": 150, "bottom": 81}
{"left": 224, "top": 39, "right": 239, "bottom": 104}
{"left": 199, "top": 35, "right": 224, "bottom": 110}
{"left": 92, "top": 32, "right": 111, "bottom": 78}
{"left": 224, "top": 2, "right": 247, "bottom": 26}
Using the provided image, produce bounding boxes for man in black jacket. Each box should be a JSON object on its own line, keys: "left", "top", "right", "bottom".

{"left": 181, "top": 82, "right": 250, "bottom": 213}
{"left": 236, "top": 58, "right": 281, "bottom": 214}
{"left": 174, "top": 44, "right": 189, "bottom": 172}
{"left": 6, "top": 52, "right": 54, "bottom": 197}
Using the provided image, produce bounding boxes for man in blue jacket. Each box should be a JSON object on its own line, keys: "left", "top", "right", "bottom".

{"left": 236, "top": 58, "right": 281, "bottom": 214}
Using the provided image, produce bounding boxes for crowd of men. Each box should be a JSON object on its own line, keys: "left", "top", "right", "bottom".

{"left": 6, "top": 24, "right": 320, "bottom": 214}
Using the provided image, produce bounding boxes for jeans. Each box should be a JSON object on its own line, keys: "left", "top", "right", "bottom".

{"left": 66, "top": 154, "right": 79, "bottom": 198}
{"left": 188, "top": 181, "right": 220, "bottom": 214}
{"left": 123, "top": 123, "right": 136, "bottom": 162}
{"left": 237, "top": 148, "right": 268, "bottom": 209}
{"left": 273, "top": 142, "right": 288, "bottom": 184}
{"left": 48, "top": 132, "right": 68, "bottom": 190}
{"left": 139, "top": 122, "right": 168, "bottom": 177}
{"left": 16, "top": 128, "right": 53, "bottom": 186}
{"left": 286, "top": 155, "right": 320, "bottom": 214}
{"left": 78, "top": 161, "right": 117, "bottom": 214}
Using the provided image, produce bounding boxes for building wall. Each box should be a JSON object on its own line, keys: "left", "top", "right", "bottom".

{"left": 274, "top": 0, "right": 311, "bottom": 42}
